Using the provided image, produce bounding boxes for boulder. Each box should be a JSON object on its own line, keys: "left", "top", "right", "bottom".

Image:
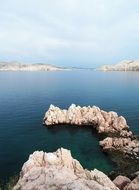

{"left": 113, "top": 175, "right": 131, "bottom": 190}
{"left": 124, "top": 175, "right": 139, "bottom": 190}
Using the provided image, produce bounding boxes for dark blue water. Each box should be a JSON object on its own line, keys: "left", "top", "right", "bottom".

{"left": 0, "top": 71, "right": 139, "bottom": 181}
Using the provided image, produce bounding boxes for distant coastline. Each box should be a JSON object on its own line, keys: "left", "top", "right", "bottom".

{"left": 2, "top": 60, "right": 139, "bottom": 72}
{"left": 98, "top": 60, "right": 139, "bottom": 71}
{"left": 0, "top": 61, "right": 70, "bottom": 71}
{"left": 0, "top": 61, "right": 96, "bottom": 72}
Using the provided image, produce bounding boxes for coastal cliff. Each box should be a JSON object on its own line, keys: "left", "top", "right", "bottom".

{"left": 98, "top": 60, "right": 139, "bottom": 71}
{"left": 0, "top": 62, "right": 68, "bottom": 71}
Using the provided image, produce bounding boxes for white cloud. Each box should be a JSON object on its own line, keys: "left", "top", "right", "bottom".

{"left": 0, "top": 0, "right": 139, "bottom": 66}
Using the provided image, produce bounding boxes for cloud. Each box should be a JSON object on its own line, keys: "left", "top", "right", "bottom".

{"left": 0, "top": 0, "right": 139, "bottom": 66}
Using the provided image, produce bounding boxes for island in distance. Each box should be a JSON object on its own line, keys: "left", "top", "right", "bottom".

{"left": 0, "top": 61, "right": 69, "bottom": 71}
{"left": 98, "top": 60, "right": 139, "bottom": 71}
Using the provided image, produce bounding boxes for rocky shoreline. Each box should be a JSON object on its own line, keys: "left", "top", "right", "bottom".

{"left": 14, "top": 148, "right": 139, "bottom": 190}
{"left": 13, "top": 104, "right": 139, "bottom": 190}
{"left": 44, "top": 104, "right": 139, "bottom": 175}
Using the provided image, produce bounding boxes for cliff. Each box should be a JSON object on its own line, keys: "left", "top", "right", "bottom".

{"left": 98, "top": 60, "right": 139, "bottom": 71}
{"left": 0, "top": 62, "right": 68, "bottom": 71}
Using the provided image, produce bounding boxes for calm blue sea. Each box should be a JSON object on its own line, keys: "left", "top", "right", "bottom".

{"left": 0, "top": 70, "right": 139, "bottom": 181}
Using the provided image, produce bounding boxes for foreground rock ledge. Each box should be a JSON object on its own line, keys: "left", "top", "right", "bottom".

{"left": 44, "top": 104, "right": 139, "bottom": 174}
{"left": 14, "top": 148, "right": 119, "bottom": 190}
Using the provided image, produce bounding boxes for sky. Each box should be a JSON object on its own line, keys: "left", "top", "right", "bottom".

{"left": 0, "top": 0, "right": 139, "bottom": 67}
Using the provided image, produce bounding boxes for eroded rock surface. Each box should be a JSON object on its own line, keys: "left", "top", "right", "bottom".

{"left": 43, "top": 104, "right": 139, "bottom": 174}
{"left": 14, "top": 148, "right": 118, "bottom": 190}
{"left": 100, "top": 137, "right": 139, "bottom": 160}
{"left": 123, "top": 175, "right": 139, "bottom": 190}
{"left": 44, "top": 104, "right": 130, "bottom": 137}
{"left": 113, "top": 175, "right": 131, "bottom": 190}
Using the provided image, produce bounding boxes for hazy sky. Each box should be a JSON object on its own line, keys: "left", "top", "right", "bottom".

{"left": 0, "top": 0, "right": 139, "bottom": 67}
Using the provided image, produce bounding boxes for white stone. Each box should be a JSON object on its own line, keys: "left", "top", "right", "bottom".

{"left": 14, "top": 148, "right": 118, "bottom": 190}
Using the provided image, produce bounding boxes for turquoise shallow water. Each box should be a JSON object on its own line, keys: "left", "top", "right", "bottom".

{"left": 0, "top": 70, "right": 139, "bottom": 181}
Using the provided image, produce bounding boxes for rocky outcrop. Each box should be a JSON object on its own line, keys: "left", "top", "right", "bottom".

{"left": 113, "top": 174, "right": 139, "bottom": 190}
{"left": 100, "top": 137, "right": 139, "bottom": 160}
{"left": 14, "top": 148, "right": 119, "bottom": 190}
{"left": 123, "top": 175, "right": 139, "bottom": 190}
{"left": 44, "top": 104, "right": 130, "bottom": 137}
{"left": 98, "top": 60, "right": 139, "bottom": 71}
{"left": 44, "top": 104, "right": 139, "bottom": 175}
{"left": 0, "top": 62, "right": 69, "bottom": 71}
{"left": 113, "top": 176, "right": 131, "bottom": 190}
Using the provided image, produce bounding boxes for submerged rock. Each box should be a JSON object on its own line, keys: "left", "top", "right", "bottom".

{"left": 14, "top": 148, "right": 119, "bottom": 190}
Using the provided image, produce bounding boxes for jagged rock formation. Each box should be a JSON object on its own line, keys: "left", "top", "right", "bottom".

{"left": 98, "top": 60, "right": 139, "bottom": 71}
{"left": 14, "top": 148, "right": 119, "bottom": 190}
{"left": 44, "top": 104, "right": 139, "bottom": 174}
{"left": 0, "top": 61, "right": 68, "bottom": 71}
{"left": 100, "top": 137, "right": 139, "bottom": 160}
{"left": 13, "top": 105, "right": 139, "bottom": 190}
{"left": 44, "top": 104, "right": 130, "bottom": 136}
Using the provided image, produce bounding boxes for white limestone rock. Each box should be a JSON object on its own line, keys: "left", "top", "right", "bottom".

{"left": 0, "top": 62, "right": 69, "bottom": 71}
{"left": 98, "top": 60, "right": 139, "bottom": 71}
{"left": 44, "top": 104, "right": 129, "bottom": 137}
{"left": 14, "top": 148, "right": 118, "bottom": 190}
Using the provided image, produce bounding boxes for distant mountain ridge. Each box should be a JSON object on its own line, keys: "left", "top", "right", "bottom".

{"left": 98, "top": 60, "right": 139, "bottom": 71}
{"left": 0, "top": 61, "right": 68, "bottom": 71}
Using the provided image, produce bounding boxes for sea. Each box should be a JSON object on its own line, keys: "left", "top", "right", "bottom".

{"left": 0, "top": 70, "right": 139, "bottom": 182}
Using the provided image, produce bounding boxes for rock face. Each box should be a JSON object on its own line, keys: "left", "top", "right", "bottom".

{"left": 98, "top": 60, "right": 139, "bottom": 71}
{"left": 123, "top": 175, "right": 139, "bottom": 190}
{"left": 113, "top": 175, "right": 139, "bottom": 190}
{"left": 100, "top": 137, "right": 139, "bottom": 160}
{"left": 14, "top": 148, "right": 118, "bottom": 190}
{"left": 113, "top": 176, "right": 131, "bottom": 190}
{"left": 44, "top": 104, "right": 139, "bottom": 175}
{"left": 0, "top": 62, "right": 68, "bottom": 71}
{"left": 44, "top": 104, "right": 130, "bottom": 136}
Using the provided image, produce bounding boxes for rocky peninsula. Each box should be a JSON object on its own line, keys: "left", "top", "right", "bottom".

{"left": 44, "top": 104, "right": 139, "bottom": 175}
{"left": 98, "top": 60, "right": 139, "bottom": 71}
{"left": 0, "top": 62, "right": 68, "bottom": 71}
{"left": 13, "top": 105, "right": 139, "bottom": 190}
